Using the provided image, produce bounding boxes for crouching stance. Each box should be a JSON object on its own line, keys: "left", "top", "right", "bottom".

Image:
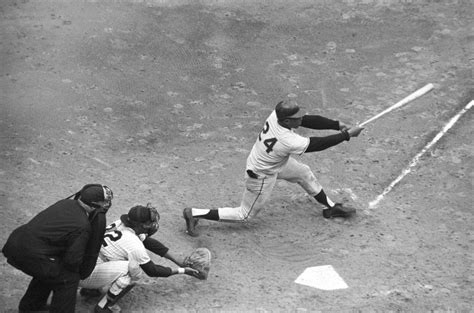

{"left": 80, "top": 204, "right": 199, "bottom": 313}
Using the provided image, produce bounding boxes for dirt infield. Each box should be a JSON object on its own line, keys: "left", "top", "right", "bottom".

{"left": 1, "top": 0, "right": 473, "bottom": 312}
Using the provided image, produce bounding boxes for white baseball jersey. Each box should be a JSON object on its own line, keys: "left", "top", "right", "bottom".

{"left": 246, "top": 110, "right": 310, "bottom": 176}
{"left": 99, "top": 220, "right": 150, "bottom": 266}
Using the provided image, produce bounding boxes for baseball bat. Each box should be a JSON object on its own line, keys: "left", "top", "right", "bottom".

{"left": 359, "top": 83, "right": 434, "bottom": 127}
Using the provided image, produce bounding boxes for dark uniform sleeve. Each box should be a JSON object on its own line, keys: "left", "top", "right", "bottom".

{"left": 301, "top": 114, "right": 350, "bottom": 153}
{"left": 301, "top": 115, "right": 340, "bottom": 130}
{"left": 62, "top": 227, "right": 92, "bottom": 274}
{"left": 79, "top": 210, "right": 107, "bottom": 279}
{"left": 305, "top": 132, "right": 350, "bottom": 153}
{"left": 140, "top": 260, "right": 173, "bottom": 277}
{"left": 143, "top": 237, "right": 169, "bottom": 257}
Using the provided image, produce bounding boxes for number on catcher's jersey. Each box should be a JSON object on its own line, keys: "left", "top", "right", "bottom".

{"left": 102, "top": 230, "right": 122, "bottom": 247}
{"left": 105, "top": 222, "right": 118, "bottom": 231}
{"left": 258, "top": 121, "right": 278, "bottom": 153}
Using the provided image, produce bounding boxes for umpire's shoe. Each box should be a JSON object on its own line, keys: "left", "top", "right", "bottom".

{"left": 183, "top": 207, "right": 199, "bottom": 237}
{"left": 323, "top": 203, "right": 356, "bottom": 219}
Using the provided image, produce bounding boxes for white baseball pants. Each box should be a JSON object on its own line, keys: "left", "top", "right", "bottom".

{"left": 79, "top": 259, "right": 145, "bottom": 292}
{"left": 218, "top": 157, "right": 323, "bottom": 221}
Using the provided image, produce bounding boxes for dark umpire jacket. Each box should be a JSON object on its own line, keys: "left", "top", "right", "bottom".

{"left": 2, "top": 199, "right": 107, "bottom": 280}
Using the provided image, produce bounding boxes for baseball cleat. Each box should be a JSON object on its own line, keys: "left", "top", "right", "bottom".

{"left": 183, "top": 207, "right": 199, "bottom": 237}
{"left": 323, "top": 203, "right": 356, "bottom": 219}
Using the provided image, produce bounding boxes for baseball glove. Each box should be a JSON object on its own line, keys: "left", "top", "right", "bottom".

{"left": 183, "top": 248, "right": 211, "bottom": 280}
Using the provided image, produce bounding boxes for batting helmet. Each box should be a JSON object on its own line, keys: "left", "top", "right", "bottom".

{"left": 275, "top": 99, "right": 306, "bottom": 120}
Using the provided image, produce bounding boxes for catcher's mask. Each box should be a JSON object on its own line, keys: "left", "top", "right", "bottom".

{"left": 68, "top": 184, "right": 114, "bottom": 211}
{"left": 121, "top": 203, "right": 160, "bottom": 237}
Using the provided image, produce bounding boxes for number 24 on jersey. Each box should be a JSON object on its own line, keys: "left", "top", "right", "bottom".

{"left": 258, "top": 121, "right": 277, "bottom": 153}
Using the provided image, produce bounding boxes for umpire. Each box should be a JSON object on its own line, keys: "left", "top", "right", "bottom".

{"left": 2, "top": 184, "right": 114, "bottom": 313}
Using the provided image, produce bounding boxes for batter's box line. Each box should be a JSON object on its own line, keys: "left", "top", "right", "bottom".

{"left": 369, "top": 100, "right": 473, "bottom": 209}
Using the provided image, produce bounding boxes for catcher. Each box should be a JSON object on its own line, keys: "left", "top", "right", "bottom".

{"left": 79, "top": 204, "right": 211, "bottom": 313}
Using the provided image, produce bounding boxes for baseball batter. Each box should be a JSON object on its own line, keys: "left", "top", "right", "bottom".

{"left": 80, "top": 204, "right": 199, "bottom": 313}
{"left": 183, "top": 99, "right": 364, "bottom": 236}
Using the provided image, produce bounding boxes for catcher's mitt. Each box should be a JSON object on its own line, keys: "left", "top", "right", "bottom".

{"left": 183, "top": 248, "right": 211, "bottom": 280}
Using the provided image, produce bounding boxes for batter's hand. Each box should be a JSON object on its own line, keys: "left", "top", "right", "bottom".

{"left": 339, "top": 123, "right": 349, "bottom": 132}
{"left": 347, "top": 126, "right": 364, "bottom": 137}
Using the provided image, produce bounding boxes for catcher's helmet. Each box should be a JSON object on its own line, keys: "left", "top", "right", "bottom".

{"left": 275, "top": 99, "right": 306, "bottom": 120}
{"left": 121, "top": 203, "right": 160, "bottom": 237}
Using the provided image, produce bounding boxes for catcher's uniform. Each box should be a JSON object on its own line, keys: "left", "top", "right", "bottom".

{"left": 80, "top": 220, "right": 162, "bottom": 291}
{"left": 218, "top": 110, "right": 326, "bottom": 221}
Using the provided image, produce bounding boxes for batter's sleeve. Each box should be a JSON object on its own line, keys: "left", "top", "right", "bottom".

{"left": 301, "top": 115, "right": 340, "bottom": 130}
{"left": 305, "top": 132, "right": 349, "bottom": 153}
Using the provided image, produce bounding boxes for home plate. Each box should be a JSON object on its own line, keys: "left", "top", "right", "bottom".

{"left": 295, "top": 265, "right": 348, "bottom": 290}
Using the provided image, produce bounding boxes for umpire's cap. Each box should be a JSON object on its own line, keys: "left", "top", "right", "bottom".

{"left": 78, "top": 184, "right": 113, "bottom": 207}
{"left": 275, "top": 99, "right": 306, "bottom": 120}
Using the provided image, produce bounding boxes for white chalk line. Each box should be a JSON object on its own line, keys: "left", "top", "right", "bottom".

{"left": 369, "top": 100, "right": 473, "bottom": 209}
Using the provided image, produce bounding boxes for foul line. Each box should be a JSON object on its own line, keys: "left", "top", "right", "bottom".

{"left": 369, "top": 100, "right": 473, "bottom": 208}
